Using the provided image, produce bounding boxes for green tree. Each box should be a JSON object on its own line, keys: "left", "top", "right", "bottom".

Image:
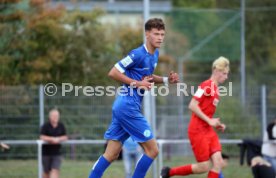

{"left": 0, "top": 0, "right": 120, "bottom": 85}
{"left": 0, "top": 0, "right": 25, "bottom": 84}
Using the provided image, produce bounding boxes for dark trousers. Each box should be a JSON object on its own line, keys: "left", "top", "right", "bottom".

{"left": 252, "top": 165, "right": 275, "bottom": 178}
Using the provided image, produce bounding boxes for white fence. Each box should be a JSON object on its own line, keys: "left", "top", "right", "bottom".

{"left": 1, "top": 85, "right": 275, "bottom": 178}
{"left": 2, "top": 139, "right": 243, "bottom": 178}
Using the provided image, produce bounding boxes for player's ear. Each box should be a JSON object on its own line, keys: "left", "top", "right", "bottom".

{"left": 145, "top": 30, "right": 150, "bottom": 38}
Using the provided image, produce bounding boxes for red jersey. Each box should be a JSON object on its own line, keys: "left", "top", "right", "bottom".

{"left": 188, "top": 79, "right": 220, "bottom": 134}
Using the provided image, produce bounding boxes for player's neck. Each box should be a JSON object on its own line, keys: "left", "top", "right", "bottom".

{"left": 145, "top": 43, "right": 156, "bottom": 54}
{"left": 210, "top": 75, "right": 218, "bottom": 86}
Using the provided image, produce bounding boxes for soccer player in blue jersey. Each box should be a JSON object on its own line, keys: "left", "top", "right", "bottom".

{"left": 88, "top": 18, "right": 179, "bottom": 178}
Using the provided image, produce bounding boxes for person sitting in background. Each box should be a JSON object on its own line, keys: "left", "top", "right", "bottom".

{"left": 40, "top": 109, "right": 68, "bottom": 178}
{"left": 238, "top": 139, "right": 275, "bottom": 178}
{"left": 251, "top": 156, "right": 275, "bottom": 178}
{"left": 261, "top": 118, "right": 276, "bottom": 174}
{"left": 122, "top": 137, "right": 142, "bottom": 178}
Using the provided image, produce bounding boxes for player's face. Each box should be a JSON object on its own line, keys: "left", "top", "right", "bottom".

{"left": 216, "top": 69, "right": 229, "bottom": 84}
{"left": 146, "top": 28, "right": 165, "bottom": 48}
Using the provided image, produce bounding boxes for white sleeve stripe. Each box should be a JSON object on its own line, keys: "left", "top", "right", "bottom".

{"left": 194, "top": 88, "right": 204, "bottom": 98}
{"left": 115, "top": 63, "right": 125, "bottom": 73}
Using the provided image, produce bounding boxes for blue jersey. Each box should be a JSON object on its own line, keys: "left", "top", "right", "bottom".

{"left": 104, "top": 44, "right": 158, "bottom": 143}
{"left": 114, "top": 44, "right": 159, "bottom": 106}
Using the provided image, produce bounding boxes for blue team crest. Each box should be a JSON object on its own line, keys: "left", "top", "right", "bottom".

{"left": 143, "top": 130, "right": 151, "bottom": 137}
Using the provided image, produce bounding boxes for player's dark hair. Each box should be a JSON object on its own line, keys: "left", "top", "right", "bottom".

{"left": 145, "top": 18, "right": 165, "bottom": 31}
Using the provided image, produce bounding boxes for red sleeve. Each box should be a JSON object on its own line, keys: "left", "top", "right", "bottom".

{"left": 193, "top": 81, "right": 211, "bottom": 103}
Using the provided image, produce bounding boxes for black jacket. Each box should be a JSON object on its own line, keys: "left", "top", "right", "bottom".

{"left": 238, "top": 139, "right": 262, "bottom": 166}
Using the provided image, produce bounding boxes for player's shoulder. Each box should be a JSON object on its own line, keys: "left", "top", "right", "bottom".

{"left": 200, "top": 79, "right": 212, "bottom": 87}
{"left": 154, "top": 49, "right": 159, "bottom": 57}
{"left": 128, "top": 44, "right": 146, "bottom": 58}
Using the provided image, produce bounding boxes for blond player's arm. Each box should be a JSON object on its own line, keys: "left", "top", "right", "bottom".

{"left": 188, "top": 98, "right": 220, "bottom": 127}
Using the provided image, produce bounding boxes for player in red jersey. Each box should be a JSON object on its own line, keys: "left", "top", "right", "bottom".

{"left": 161, "top": 56, "right": 230, "bottom": 178}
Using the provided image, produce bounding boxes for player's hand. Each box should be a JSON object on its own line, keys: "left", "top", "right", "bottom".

{"left": 216, "top": 123, "right": 226, "bottom": 132}
{"left": 208, "top": 118, "right": 221, "bottom": 128}
{"left": 135, "top": 76, "right": 154, "bottom": 90}
{"left": 168, "top": 71, "right": 179, "bottom": 84}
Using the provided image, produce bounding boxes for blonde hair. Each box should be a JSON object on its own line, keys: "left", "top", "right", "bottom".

{"left": 212, "top": 56, "right": 230, "bottom": 72}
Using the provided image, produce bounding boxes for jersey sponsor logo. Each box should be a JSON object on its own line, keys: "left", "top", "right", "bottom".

{"left": 143, "top": 129, "right": 151, "bottom": 137}
{"left": 121, "top": 56, "right": 133, "bottom": 67}
{"left": 213, "top": 98, "right": 219, "bottom": 106}
{"left": 194, "top": 88, "right": 204, "bottom": 98}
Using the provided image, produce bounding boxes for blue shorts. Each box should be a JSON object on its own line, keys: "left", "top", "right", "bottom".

{"left": 104, "top": 97, "right": 154, "bottom": 143}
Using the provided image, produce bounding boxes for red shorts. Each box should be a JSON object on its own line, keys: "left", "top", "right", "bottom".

{"left": 188, "top": 131, "right": 221, "bottom": 162}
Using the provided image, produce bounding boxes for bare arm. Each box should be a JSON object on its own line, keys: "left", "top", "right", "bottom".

{"left": 188, "top": 98, "right": 221, "bottom": 128}
{"left": 152, "top": 71, "right": 179, "bottom": 84}
{"left": 0, "top": 142, "right": 10, "bottom": 150}
{"left": 152, "top": 74, "right": 163, "bottom": 84}
{"left": 40, "top": 135, "right": 55, "bottom": 142}
{"left": 40, "top": 135, "right": 68, "bottom": 144}
{"left": 108, "top": 67, "right": 152, "bottom": 89}
{"left": 58, "top": 135, "right": 68, "bottom": 142}
{"left": 108, "top": 67, "right": 137, "bottom": 85}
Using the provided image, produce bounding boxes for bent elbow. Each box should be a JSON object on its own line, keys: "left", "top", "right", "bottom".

{"left": 108, "top": 70, "right": 114, "bottom": 78}
{"left": 188, "top": 101, "right": 196, "bottom": 112}
{"left": 188, "top": 103, "right": 193, "bottom": 111}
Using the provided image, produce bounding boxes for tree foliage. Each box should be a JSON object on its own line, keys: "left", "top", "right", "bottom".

{"left": 0, "top": 0, "right": 141, "bottom": 86}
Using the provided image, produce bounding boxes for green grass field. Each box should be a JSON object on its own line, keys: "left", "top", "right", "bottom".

{"left": 0, "top": 157, "right": 252, "bottom": 178}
